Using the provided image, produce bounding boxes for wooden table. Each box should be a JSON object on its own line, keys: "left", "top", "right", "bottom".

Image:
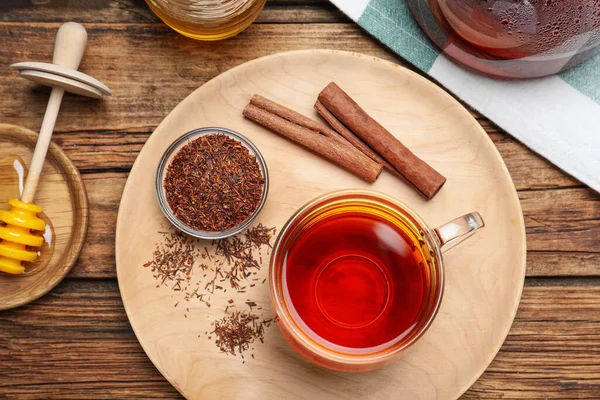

{"left": 1, "top": 1, "right": 599, "bottom": 398}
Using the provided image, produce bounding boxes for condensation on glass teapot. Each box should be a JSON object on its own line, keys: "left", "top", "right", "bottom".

{"left": 410, "top": 0, "right": 600, "bottom": 78}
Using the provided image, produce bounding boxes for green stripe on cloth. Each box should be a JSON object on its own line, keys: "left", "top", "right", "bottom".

{"left": 559, "top": 52, "right": 600, "bottom": 105}
{"left": 358, "top": 0, "right": 439, "bottom": 72}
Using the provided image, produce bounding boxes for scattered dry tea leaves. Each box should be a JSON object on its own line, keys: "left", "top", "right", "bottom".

{"left": 214, "top": 224, "right": 276, "bottom": 291}
{"left": 143, "top": 224, "right": 277, "bottom": 359}
{"left": 211, "top": 310, "right": 273, "bottom": 356}
{"left": 143, "top": 230, "right": 200, "bottom": 291}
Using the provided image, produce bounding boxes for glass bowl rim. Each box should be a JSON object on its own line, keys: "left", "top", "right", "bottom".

{"left": 155, "top": 126, "right": 269, "bottom": 240}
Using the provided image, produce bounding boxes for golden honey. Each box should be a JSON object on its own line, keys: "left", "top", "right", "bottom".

{"left": 145, "top": 0, "right": 267, "bottom": 40}
{"left": 0, "top": 200, "right": 46, "bottom": 274}
{"left": 0, "top": 156, "right": 53, "bottom": 275}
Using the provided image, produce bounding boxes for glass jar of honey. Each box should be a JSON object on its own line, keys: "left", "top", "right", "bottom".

{"left": 145, "top": 0, "right": 267, "bottom": 41}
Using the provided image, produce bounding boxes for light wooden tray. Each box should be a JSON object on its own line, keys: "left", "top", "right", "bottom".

{"left": 0, "top": 124, "right": 88, "bottom": 310}
{"left": 116, "top": 50, "right": 526, "bottom": 399}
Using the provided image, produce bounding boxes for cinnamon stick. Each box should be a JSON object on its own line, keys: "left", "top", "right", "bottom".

{"left": 243, "top": 101, "right": 383, "bottom": 183}
{"left": 250, "top": 95, "right": 335, "bottom": 138}
{"left": 314, "top": 100, "right": 406, "bottom": 182}
{"left": 318, "top": 82, "right": 446, "bottom": 198}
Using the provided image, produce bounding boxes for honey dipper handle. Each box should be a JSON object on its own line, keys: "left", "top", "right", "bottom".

{"left": 21, "top": 87, "right": 65, "bottom": 203}
{"left": 21, "top": 22, "right": 87, "bottom": 203}
{"left": 52, "top": 21, "right": 88, "bottom": 70}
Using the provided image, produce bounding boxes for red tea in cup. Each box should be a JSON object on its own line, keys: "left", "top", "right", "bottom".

{"left": 284, "top": 209, "right": 430, "bottom": 349}
{"left": 270, "top": 190, "right": 484, "bottom": 371}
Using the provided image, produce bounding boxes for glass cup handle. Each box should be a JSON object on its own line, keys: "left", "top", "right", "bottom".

{"left": 434, "top": 212, "right": 484, "bottom": 252}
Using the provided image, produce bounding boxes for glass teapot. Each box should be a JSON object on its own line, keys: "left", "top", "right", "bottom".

{"left": 409, "top": 0, "right": 600, "bottom": 78}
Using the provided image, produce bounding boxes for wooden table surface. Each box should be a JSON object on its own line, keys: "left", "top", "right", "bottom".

{"left": 1, "top": 1, "right": 599, "bottom": 398}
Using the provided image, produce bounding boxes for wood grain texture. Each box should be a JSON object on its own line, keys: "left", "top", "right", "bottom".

{"left": 0, "top": 23, "right": 389, "bottom": 134}
{"left": 115, "top": 50, "right": 526, "bottom": 399}
{"left": 0, "top": 124, "right": 88, "bottom": 310}
{"left": 0, "top": 0, "right": 344, "bottom": 24}
{"left": 1, "top": 2, "right": 599, "bottom": 399}
{"left": 1, "top": 279, "right": 598, "bottom": 399}
{"left": 521, "top": 188, "right": 600, "bottom": 252}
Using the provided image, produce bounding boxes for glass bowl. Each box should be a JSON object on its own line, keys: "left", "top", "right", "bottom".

{"left": 155, "top": 127, "right": 269, "bottom": 240}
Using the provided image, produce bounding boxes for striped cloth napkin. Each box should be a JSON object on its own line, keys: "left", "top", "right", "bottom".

{"left": 330, "top": 0, "right": 600, "bottom": 192}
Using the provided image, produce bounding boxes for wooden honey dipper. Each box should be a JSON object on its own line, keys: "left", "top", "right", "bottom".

{"left": 0, "top": 22, "right": 111, "bottom": 275}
